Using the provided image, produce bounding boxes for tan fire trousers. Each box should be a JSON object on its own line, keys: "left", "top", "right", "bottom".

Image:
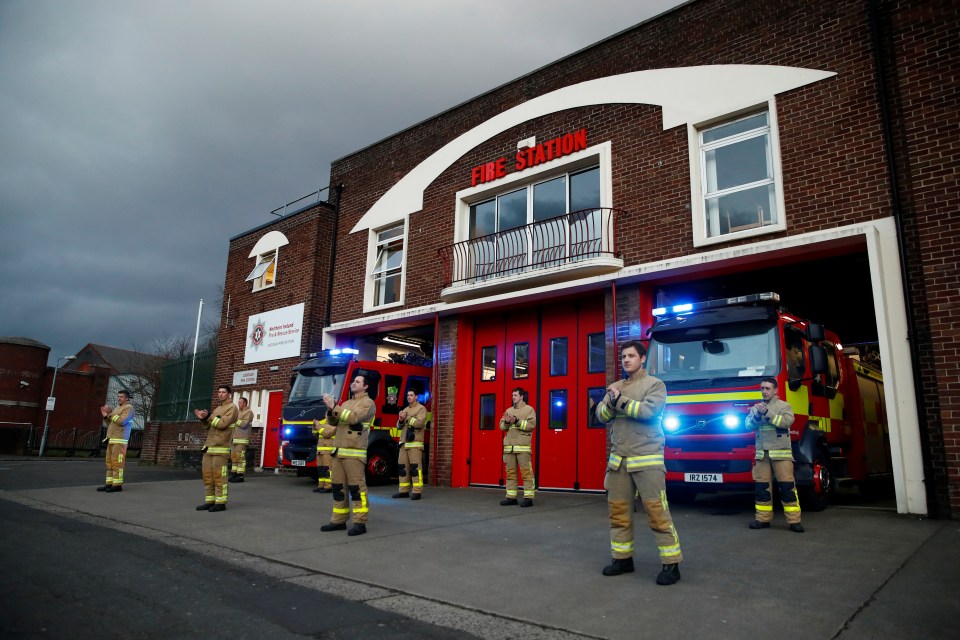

{"left": 230, "top": 443, "right": 247, "bottom": 475}
{"left": 753, "top": 452, "right": 802, "bottom": 524}
{"left": 397, "top": 447, "right": 424, "bottom": 495}
{"left": 605, "top": 466, "right": 682, "bottom": 564}
{"left": 503, "top": 452, "right": 535, "bottom": 499}
{"left": 316, "top": 450, "right": 333, "bottom": 489}
{"left": 105, "top": 443, "right": 127, "bottom": 486}
{"left": 330, "top": 457, "right": 368, "bottom": 524}
{"left": 202, "top": 453, "right": 229, "bottom": 505}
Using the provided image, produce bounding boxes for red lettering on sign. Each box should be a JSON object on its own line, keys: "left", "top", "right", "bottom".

{"left": 472, "top": 128, "right": 588, "bottom": 185}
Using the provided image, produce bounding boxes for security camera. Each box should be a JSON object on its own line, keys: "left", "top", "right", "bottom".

{"left": 20, "top": 380, "right": 29, "bottom": 388}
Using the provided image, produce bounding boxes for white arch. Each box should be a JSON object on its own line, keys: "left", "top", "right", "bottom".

{"left": 351, "top": 64, "right": 835, "bottom": 233}
{"left": 248, "top": 230, "right": 290, "bottom": 258}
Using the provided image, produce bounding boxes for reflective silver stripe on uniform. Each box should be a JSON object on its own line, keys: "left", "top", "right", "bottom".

{"left": 338, "top": 448, "right": 366, "bottom": 459}
{"left": 623, "top": 454, "right": 663, "bottom": 471}
{"left": 108, "top": 438, "right": 129, "bottom": 445}
{"left": 404, "top": 442, "right": 424, "bottom": 449}
{"left": 207, "top": 447, "right": 231, "bottom": 455}
{"left": 233, "top": 439, "right": 249, "bottom": 444}
{"left": 511, "top": 445, "right": 532, "bottom": 453}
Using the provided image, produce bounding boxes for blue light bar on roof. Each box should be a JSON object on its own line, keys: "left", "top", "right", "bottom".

{"left": 653, "top": 293, "right": 781, "bottom": 320}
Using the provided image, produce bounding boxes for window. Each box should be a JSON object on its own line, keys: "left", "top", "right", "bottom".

{"left": 691, "top": 107, "right": 785, "bottom": 246}
{"left": 369, "top": 223, "right": 405, "bottom": 308}
{"left": 405, "top": 376, "right": 431, "bottom": 407}
{"left": 245, "top": 230, "right": 288, "bottom": 292}
{"left": 548, "top": 389, "right": 568, "bottom": 429}
{"left": 478, "top": 394, "right": 497, "bottom": 430}
{"left": 785, "top": 328, "right": 806, "bottom": 385}
{"left": 550, "top": 338, "right": 568, "bottom": 376}
{"left": 513, "top": 343, "right": 529, "bottom": 379}
{"left": 587, "top": 332, "right": 606, "bottom": 373}
{"left": 481, "top": 346, "right": 497, "bottom": 381}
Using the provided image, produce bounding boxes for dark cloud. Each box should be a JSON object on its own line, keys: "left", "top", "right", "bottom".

{"left": 0, "top": 0, "right": 680, "bottom": 363}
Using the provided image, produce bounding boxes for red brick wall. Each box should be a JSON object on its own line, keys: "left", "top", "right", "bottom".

{"left": 141, "top": 420, "right": 264, "bottom": 467}
{"left": 0, "top": 340, "right": 50, "bottom": 431}
{"left": 322, "top": 0, "right": 958, "bottom": 514}
{"left": 213, "top": 203, "right": 336, "bottom": 402}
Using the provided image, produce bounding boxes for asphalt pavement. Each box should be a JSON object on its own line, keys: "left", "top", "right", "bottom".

{"left": 1, "top": 457, "right": 957, "bottom": 640}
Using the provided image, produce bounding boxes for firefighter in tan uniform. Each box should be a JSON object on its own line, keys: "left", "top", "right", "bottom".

{"left": 98, "top": 390, "right": 134, "bottom": 493}
{"left": 194, "top": 385, "right": 239, "bottom": 512}
{"left": 747, "top": 377, "right": 803, "bottom": 532}
{"left": 320, "top": 373, "right": 376, "bottom": 536}
{"left": 595, "top": 340, "right": 682, "bottom": 586}
{"left": 500, "top": 387, "right": 536, "bottom": 507}
{"left": 312, "top": 417, "right": 336, "bottom": 493}
{"left": 229, "top": 397, "right": 254, "bottom": 483}
{"left": 392, "top": 389, "right": 428, "bottom": 500}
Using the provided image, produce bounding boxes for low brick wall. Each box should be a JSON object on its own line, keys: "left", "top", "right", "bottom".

{"left": 141, "top": 421, "right": 263, "bottom": 469}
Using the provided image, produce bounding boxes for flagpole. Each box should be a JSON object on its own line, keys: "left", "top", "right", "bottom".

{"left": 184, "top": 299, "right": 203, "bottom": 421}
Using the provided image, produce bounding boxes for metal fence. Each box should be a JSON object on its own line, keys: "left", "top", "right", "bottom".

{"left": 154, "top": 349, "right": 217, "bottom": 421}
{"left": 26, "top": 426, "right": 143, "bottom": 457}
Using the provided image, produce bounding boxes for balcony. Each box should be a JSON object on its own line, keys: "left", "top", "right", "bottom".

{"left": 438, "top": 208, "right": 623, "bottom": 301}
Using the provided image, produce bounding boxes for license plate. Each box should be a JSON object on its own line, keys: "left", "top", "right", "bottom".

{"left": 291, "top": 460, "right": 306, "bottom": 467}
{"left": 684, "top": 473, "right": 721, "bottom": 483}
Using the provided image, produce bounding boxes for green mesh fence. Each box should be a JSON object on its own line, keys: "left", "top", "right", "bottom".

{"left": 154, "top": 350, "right": 217, "bottom": 421}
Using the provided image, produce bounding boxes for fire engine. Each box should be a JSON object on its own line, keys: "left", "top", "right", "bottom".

{"left": 279, "top": 348, "right": 432, "bottom": 484}
{"left": 646, "top": 292, "right": 889, "bottom": 510}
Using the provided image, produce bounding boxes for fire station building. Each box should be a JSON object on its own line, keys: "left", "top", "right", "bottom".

{"left": 223, "top": 0, "right": 957, "bottom": 517}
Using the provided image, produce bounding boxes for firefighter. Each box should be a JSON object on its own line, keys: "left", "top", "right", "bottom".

{"left": 392, "top": 389, "right": 428, "bottom": 500}
{"left": 312, "top": 416, "right": 336, "bottom": 494}
{"left": 229, "top": 397, "right": 254, "bottom": 483}
{"left": 320, "top": 373, "right": 376, "bottom": 536}
{"left": 595, "top": 340, "right": 682, "bottom": 586}
{"left": 747, "top": 377, "right": 803, "bottom": 532}
{"left": 500, "top": 387, "right": 536, "bottom": 507}
{"left": 98, "top": 390, "right": 134, "bottom": 492}
{"left": 194, "top": 385, "right": 239, "bottom": 512}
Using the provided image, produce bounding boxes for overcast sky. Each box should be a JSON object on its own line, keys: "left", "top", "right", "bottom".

{"left": 0, "top": 0, "right": 682, "bottom": 365}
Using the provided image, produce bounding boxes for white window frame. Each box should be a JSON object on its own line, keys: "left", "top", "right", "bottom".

{"left": 688, "top": 100, "right": 787, "bottom": 247}
{"left": 246, "top": 249, "right": 278, "bottom": 292}
{"left": 364, "top": 219, "right": 408, "bottom": 313}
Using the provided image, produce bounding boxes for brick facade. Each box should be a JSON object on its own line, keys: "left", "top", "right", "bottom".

{"left": 141, "top": 420, "right": 264, "bottom": 468}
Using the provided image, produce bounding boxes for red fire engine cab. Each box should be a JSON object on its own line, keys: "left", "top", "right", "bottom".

{"left": 279, "top": 348, "right": 432, "bottom": 484}
{"left": 646, "top": 292, "right": 889, "bottom": 510}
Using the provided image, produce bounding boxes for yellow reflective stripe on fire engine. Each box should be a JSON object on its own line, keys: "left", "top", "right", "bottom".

{"left": 611, "top": 540, "right": 633, "bottom": 554}
{"left": 108, "top": 438, "right": 128, "bottom": 445}
{"left": 668, "top": 391, "right": 763, "bottom": 404}
{"left": 207, "top": 446, "right": 231, "bottom": 455}
{"left": 853, "top": 360, "right": 884, "bottom": 383}
{"left": 338, "top": 448, "right": 366, "bottom": 459}
{"left": 404, "top": 442, "right": 424, "bottom": 449}
{"left": 769, "top": 449, "right": 793, "bottom": 460}
{"left": 755, "top": 504, "right": 773, "bottom": 511}
{"left": 283, "top": 420, "right": 314, "bottom": 425}
{"left": 511, "top": 445, "right": 532, "bottom": 454}
{"left": 233, "top": 438, "right": 249, "bottom": 444}
{"left": 624, "top": 454, "right": 664, "bottom": 471}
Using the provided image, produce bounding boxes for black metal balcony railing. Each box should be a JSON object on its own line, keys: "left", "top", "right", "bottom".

{"left": 438, "top": 208, "right": 620, "bottom": 288}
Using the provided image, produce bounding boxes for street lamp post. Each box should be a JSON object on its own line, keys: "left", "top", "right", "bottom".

{"left": 38, "top": 355, "right": 76, "bottom": 457}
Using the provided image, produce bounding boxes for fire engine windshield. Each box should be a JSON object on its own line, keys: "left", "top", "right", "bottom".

{"left": 647, "top": 321, "right": 780, "bottom": 389}
{"left": 288, "top": 367, "right": 347, "bottom": 405}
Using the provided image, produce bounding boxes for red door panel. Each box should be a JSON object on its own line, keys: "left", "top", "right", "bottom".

{"left": 577, "top": 301, "right": 608, "bottom": 491}
{"left": 537, "top": 303, "right": 579, "bottom": 490}
{"left": 261, "top": 390, "right": 284, "bottom": 469}
{"left": 468, "top": 316, "right": 506, "bottom": 486}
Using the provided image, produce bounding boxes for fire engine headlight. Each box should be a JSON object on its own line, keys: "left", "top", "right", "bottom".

{"left": 722, "top": 414, "right": 740, "bottom": 429}
{"left": 663, "top": 415, "right": 680, "bottom": 432}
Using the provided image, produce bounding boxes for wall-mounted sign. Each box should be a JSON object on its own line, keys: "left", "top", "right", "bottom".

{"left": 470, "top": 128, "right": 588, "bottom": 186}
{"left": 233, "top": 369, "right": 259, "bottom": 387}
{"left": 244, "top": 302, "right": 305, "bottom": 364}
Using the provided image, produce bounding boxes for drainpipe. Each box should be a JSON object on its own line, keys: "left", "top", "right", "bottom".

{"left": 323, "top": 185, "right": 344, "bottom": 333}
{"left": 867, "top": 0, "right": 934, "bottom": 510}
{"left": 431, "top": 312, "right": 440, "bottom": 486}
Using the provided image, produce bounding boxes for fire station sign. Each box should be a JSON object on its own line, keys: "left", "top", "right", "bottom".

{"left": 244, "top": 302, "right": 305, "bottom": 364}
{"left": 232, "top": 369, "right": 258, "bottom": 387}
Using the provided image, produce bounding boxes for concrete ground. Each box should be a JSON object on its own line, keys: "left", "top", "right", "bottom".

{"left": 1, "top": 458, "right": 957, "bottom": 640}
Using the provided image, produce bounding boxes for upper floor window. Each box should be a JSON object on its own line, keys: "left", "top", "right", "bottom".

{"left": 691, "top": 107, "right": 786, "bottom": 247}
{"left": 245, "top": 230, "right": 288, "bottom": 292}
{"left": 365, "top": 222, "right": 406, "bottom": 311}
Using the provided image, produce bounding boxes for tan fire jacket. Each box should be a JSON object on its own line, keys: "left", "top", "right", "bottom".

{"left": 313, "top": 419, "right": 336, "bottom": 453}
{"left": 328, "top": 392, "right": 376, "bottom": 460}
{"left": 399, "top": 401, "right": 427, "bottom": 449}
{"left": 500, "top": 402, "right": 536, "bottom": 454}
{"left": 746, "top": 396, "right": 795, "bottom": 460}
{"left": 233, "top": 408, "right": 254, "bottom": 443}
{"left": 595, "top": 370, "right": 667, "bottom": 472}
{"left": 203, "top": 400, "right": 239, "bottom": 454}
{"left": 104, "top": 402, "right": 134, "bottom": 443}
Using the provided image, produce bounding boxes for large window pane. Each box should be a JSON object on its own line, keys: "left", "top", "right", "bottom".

{"left": 373, "top": 273, "right": 400, "bottom": 305}
{"left": 481, "top": 346, "right": 497, "bottom": 381}
{"left": 513, "top": 343, "right": 529, "bottom": 379}
{"left": 704, "top": 135, "right": 770, "bottom": 193}
{"left": 702, "top": 112, "right": 768, "bottom": 144}
{"left": 706, "top": 183, "right": 777, "bottom": 236}
{"left": 570, "top": 167, "right": 601, "bottom": 212}
{"left": 549, "top": 389, "right": 568, "bottom": 429}
{"left": 470, "top": 200, "right": 496, "bottom": 238}
{"left": 533, "top": 176, "right": 566, "bottom": 221}
{"left": 550, "top": 338, "right": 568, "bottom": 376}
{"left": 479, "top": 394, "right": 497, "bottom": 430}
{"left": 587, "top": 332, "right": 606, "bottom": 373}
{"left": 587, "top": 387, "right": 607, "bottom": 428}
{"left": 497, "top": 188, "right": 527, "bottom": 231}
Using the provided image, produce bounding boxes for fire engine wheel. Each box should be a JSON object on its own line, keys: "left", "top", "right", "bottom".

{"left": 800, "top": 448, "right": 833, "bottom": 512}
{"left": 365, "top": 446, "right": 395, "bottom": 486}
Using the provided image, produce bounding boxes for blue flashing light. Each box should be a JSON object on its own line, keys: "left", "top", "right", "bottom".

{"left": 723, "top": 414, "right": 740, "bottom": 429}
{"left": 672, "top": 303, "right": 693, "bottom": 313}
{"left": 554, "top": 400, "right": 565, "bottom": 407}
{"left": 652, "top": 307, "right": 667, "bottom": 316}
{"left": 283, "top": 427, "right": 292, "bottom": 436}
{"left": 323, "top": 347, "right": 359, "bottom": 357}
{"left": 663, "top": 415, "right": 680, "bottom": 432}
{"left": 341, "top": 348, "right": 359, "bottom": 355}
{"left": 329, "top": 349, "right": 341, "bottom": 355}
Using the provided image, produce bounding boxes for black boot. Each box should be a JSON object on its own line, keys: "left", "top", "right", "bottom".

{"left": 392, "top": 492, "right": 410, "bottom": 499}
{"left": 320, "top": 522, "right": 347, "bottom": 532}
{"left": 602, "top": 557, "right": 635, "bottom": 576}
{"left": 105, "top": 485, "right": 122, "bottom": 493}
{"left": 233, "top": 475, "right": 244, "bottom": 483}
{"left": 208, "top": 503, "right": 226, "bottom": 512}
{"left": 96, "top": 485, "right": 110, "bottom": 492}
{"left": 228, "top": 473, "right": 237, "bottom": 482}
{"left": 500, "top": 498, "right": 518, "bottom": 506}
{"left": 789, "top": 523, "right": 805, "bottom": 533}
{"left": 656, "top": 563, "right": 681, "bottom": 585}
{"left": 410, "top": 494, "right": 422, "bottom": 501}
{"left": 749, "top": 520, "right": 770, "bottom": 529}
{"left": 347, "top": 523, "right": 367, "bottom": 536}
{"left": 520, "top": 498, "right": 533, "bottom": 508}
{"left": 196, "top": 503, "right": 213, "bottom": 511}
{"left": 313, "top": 486, "right": 323, "bottom": 493}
